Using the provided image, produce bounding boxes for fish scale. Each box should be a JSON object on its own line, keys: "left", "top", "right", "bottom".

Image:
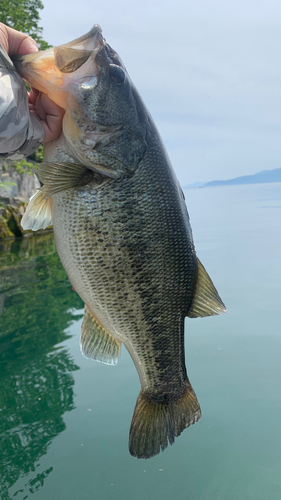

{"left": 52, "top": 141, "right": 197, "bottom": 397}
{"left": 16, "top": 25, "right": 227, "bottom": 459}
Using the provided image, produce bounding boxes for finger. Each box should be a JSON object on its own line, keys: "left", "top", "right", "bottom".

{"left": 28, "top": 87, "right": 40, "bottom": 107}
{"left": 0, "top": 22, "right": 38, "bottom": 56}
{"left": 34, "top": 92, "right": 47, "bottom": 121}
{"left": 35, "top": 93, "right": 65, "bottom": 143}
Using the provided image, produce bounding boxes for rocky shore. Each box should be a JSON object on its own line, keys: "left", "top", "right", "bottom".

{"left": 0, "top": 161, "right": 47, "bottom": 240}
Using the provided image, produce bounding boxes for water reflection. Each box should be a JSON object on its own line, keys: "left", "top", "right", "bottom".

{"left": 0, "top": 234, "right": 83, "bottom": 500}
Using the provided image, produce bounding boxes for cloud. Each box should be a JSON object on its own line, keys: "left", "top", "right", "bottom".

{"left": 40, "top": 0, "right": 281, "bottom": 184}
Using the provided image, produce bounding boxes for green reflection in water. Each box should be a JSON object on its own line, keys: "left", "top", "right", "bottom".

{"left": 0, "top": 234, "right": 83, "bottom": 500}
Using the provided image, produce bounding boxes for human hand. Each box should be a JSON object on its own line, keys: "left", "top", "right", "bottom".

{"left": 0, "top": 23, "right": 64, "bottom": 143}
{"left": 28, "top": 88, "right": 65, "bottom": 144}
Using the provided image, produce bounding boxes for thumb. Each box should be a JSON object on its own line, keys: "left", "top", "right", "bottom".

{"left": 18, "top": 36, "right": 38, "bottom": 55}
{"left": 0, "top": 23, "right": 38, "bottom": 55}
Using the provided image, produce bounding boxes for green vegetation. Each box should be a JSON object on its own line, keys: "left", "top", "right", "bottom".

{"left": 0, "top": 181, "right": 15, "bottom": 188}
{"left": 28, "top": 144, "right": 44, "bottom": 164}
{"left": 0, "top": 0, "right": 46, "bottom": 220}
{"left": 0, "top": 200, "right": 36, "bottom": 239}
{"left": 0, "top": 0, "right": 48, "bottom": 161}
{"left": 0, "top": 0, "right": 50, "bottom": 50}
{"left": 9, "top": 158, "right": 35, "bottom": 175}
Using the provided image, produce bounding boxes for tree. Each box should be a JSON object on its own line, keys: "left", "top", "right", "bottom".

{"left": 0, "top": 0, "right": 47, "bottom": 209}
{"left": 0, "top": 0, "right": 50, "bottom": 50}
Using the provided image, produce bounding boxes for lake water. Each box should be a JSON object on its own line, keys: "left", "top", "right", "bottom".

{"left": 0, "top": 183, "right": 280, "bottom": 500}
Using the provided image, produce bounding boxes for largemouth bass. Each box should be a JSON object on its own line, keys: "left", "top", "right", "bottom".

{"left": 14, "top": 26, "right": 227, "bottom": 459}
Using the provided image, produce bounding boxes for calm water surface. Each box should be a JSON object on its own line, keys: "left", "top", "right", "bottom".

{"left": 0, "top": 183, "right": 280, "bottom": 500}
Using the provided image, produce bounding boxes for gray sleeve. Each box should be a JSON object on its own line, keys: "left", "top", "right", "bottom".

{"left": 0, "top": 44, "right": 45, "bottom": 160}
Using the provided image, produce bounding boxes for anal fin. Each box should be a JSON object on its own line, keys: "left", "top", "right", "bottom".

{"left": 187, "top": 258, "right": 227, "bottom": 318}
{"left": 80, "top": 305, "right": 121, "bottom": 366}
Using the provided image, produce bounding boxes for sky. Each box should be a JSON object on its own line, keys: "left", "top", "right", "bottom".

{"left": 39, "top": 0, "right": 281, "bottom": 186}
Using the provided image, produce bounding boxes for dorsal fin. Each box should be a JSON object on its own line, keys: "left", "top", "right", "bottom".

{"left": 187, "top": 258, "right": 227, "bottom": 318}
{"left": 80, "top": 305, "right": 122, "bottom": 365}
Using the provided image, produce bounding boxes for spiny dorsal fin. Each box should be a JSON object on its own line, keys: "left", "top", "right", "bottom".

{"left": 80, "top": 305, "right": 121, "bottom": 366}
{"left": 21, "top": 190, "right": 53, "bottom": 231}
{"left": 187, "top": 258, "right": 227, "bottom": 318}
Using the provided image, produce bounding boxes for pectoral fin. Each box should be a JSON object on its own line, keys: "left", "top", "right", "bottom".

{"left": 21, "top": 190, "right": 53, "bottom": 231}
{"left": 80, "top": 305, "right": 121, "bottom": 365}
{"left": 38, "top": 161, "right": 94, "bottom": 196}
{"left": 21, "top": 163, "right": 91, "bottom": 231}
{"left": 21, "top": 162, "right": 107, "bottom": 231}
{"left": 187, "top": 258, "right": 227, "bottom": 318}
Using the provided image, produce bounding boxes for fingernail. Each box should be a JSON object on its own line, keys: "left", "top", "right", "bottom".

{"left": 19, "top": 37, "right": 38, "bottom": 55}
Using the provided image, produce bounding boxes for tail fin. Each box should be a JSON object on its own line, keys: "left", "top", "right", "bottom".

{"left": 129, "top": 383, "right": 201, "bottom": 459}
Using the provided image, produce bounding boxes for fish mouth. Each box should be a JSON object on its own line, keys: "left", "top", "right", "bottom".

{"left": 12, "top": 25, "right": 105, "bottom": 108}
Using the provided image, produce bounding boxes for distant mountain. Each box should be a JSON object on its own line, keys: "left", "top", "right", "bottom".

{"left": 184, "top": 167, "right": 281, "bottom": 188}
{"left": 184, "top": 181, "right": 206, "bottom": 188}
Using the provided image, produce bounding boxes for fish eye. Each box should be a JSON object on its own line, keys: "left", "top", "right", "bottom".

{"left": 109, "top": 64, "right": 125, "bottom": 84}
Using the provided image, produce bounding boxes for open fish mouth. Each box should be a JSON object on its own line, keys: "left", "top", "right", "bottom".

{"left": 12, "top": 25, "right": 105, "bottom": 109}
